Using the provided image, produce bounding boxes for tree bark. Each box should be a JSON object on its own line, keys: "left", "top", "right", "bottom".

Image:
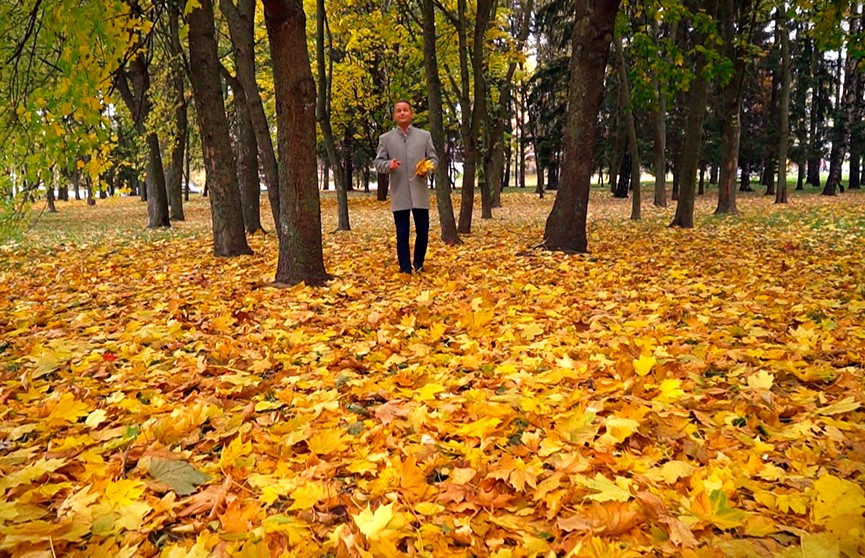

{"left": 614, "top": 35, "right": 641, "bottom": 220}
{"left": 775, "top": 4, "right": 791, "bottom": 204}
{"left": 116, "top": 56, "right": 170, "bottom": 228}
{"left": 46, "top": 185, "right": 57, "bottom": 213}
{"left": 188, "top": 0, "right": 253, "bottom": 257}
{"left": 543, "top": 0, "right": 620, "bottom": 252}
{"left": 456, "top": 0, "right": 494, "bottom": 234}
{"left": 316, "top": 0, "right": 349, "bottom": 230}
{"left": 651, "top": 69, "right": 667, "bottom": 207}
{"left": 823, "top": 7, "right": 860, "bottom": 196}
{"left": 671, "top": 0, "right": 719, "bottom": 228}
{"left": 715, "top": 0, "right": 754, "bottom": 215}
{"left": 421, "top": 0, "right": 460, "bottom": 243}
{"left": 262, "top": 0, "right": 330, "bottom": 286}
{"left": 221, "top": 0, "right": 281, "bottom": 228}
{"left": 233, "top": 82, "right": 264, "bottom": 233}
{"left": 166, "top": 3, "right": 187, "bottom": 222}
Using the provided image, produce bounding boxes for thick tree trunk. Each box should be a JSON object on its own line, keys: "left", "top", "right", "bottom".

{"left": 543, "top": 0, "right": 620, "bottom": 252}
{"left": 316, "top": 0, "right": 349, "bottom": 230}
{"left": 614, "top": 35, "right": 641, "bottom": 220}
{"left": 671, "top": 0, "right": 719, "bottom": 228}
{"left": 166, "top": 3, "right": 187, "bottom": 222}
{"left": 188, "top": 0, "right": 253, "bottom": 257}
{"left": 263, "top": 0, "right": 330, "bottom": 286}
{"left": 376, "top": 173, "right": 389, "bottom": 201}
{"left": 233, "top": 84, "right": 264, "bottom": 233}
{"left": 46, "top": 186, "right": 57, "bottom": 213}
{"left": 221, "top": 0, "right": 281, "bottom": 228}
{"left": 775, "top": 5, "right": 791, "bottom": 204}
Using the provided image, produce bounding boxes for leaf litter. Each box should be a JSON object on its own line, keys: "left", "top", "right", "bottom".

{"left": 0, "top": 191, "right": 864, "bottom": 557}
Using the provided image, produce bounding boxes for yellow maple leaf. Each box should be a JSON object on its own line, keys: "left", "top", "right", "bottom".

{"left": 456, "top": 416, "right": 501, "bottom": 438}
{"left": 654, "top": 378, "right": 686, "bottom": 403}
{"left": 46, "top": 392, "right": 91, "bottom": 427}
{"left": 219, "top": 435, "right": 252, "bottom": 470}
{"left": 746, "top": 370, "right": 775, "bottom": 390}
{"left": 307, "top": 428, "right": 348, "bottom": 455}
{"left": 597, "top": 416, "right": 641, "bottom": 447}
{"left": 353, "top": 502, "right": 394, "bottom": 540}
{"left": 690, "top": 489, "right": 746, "bottom": 530}
{"left": 633, "top": 354, "right": 656, "bottom": 376}
{"left": 812, "top": 474, "right": 865, "bottom": 531}
{"left": 288, "top": 481, "right": 325, "bottom": 510}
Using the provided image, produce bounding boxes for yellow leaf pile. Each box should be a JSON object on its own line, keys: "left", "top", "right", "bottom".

{"left": 1, "top": 191, "right": 864, "bottom": 557}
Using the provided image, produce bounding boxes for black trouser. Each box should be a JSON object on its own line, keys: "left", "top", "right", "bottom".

{"left": 393, "top": 208, "right": 429, "bottom": 273}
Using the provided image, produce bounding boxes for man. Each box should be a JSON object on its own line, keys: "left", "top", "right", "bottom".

{"left": 374, "top": 100, "right": 438, "bottom": 274}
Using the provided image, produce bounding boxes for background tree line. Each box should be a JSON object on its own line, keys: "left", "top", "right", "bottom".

{"left": 0, "top": 0, "right": 862, "bottom": 282}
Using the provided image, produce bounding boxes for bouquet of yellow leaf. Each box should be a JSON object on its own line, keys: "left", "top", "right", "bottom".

{"left": 414, "top": 158, "right": 434, "bottom": 178}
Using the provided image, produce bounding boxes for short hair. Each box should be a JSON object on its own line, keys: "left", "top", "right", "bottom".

{"left": 394, "top": 99, "right": 413, "bottom": 110}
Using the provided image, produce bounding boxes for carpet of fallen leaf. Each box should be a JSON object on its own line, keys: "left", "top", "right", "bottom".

{"left": 1, "top": 189, "right": 865, "bottom": 558}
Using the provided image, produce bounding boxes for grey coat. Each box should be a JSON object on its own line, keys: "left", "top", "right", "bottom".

{"left": 373, "top": 125, "right": 438, "bottom": 212}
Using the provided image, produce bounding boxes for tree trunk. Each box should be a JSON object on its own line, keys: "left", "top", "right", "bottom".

{"left": 851, "top": 67, "right": 864, "bottom": 189}
{"left": 775, "top": 5, "right": 791, "bottom": 204}
{"left": 824, "top": 8, "right": 860, "bottom": 195}
{"left": 145, "top": 133, "right": 171, "bottom": 227}
{"left": 221, "top": 0, "right": 281, "bottom": 228}
{"left": 650, "top": 19, "right": 668, "bottom": 208}
{"left": 188, "top": 0, "right": 253, "bottom": 256}
{"left": 536, "top": 166, "right": 545, "bottom": 198}
{"left": 614, "top": 35, "right": 641, "bottom": 220}
{"left": 116, "top": 55, "right": 170, "bottom": 228}
{"left": 609, "top": 105, "right": 624, "bottom": 195}
{"left": 543, "top": 0, "right": 620, "bottom": 252}
{"left": 457, "top": 0, "right": 494, "bottom": 234}
{"left": 671, "top": 0, "right": 719, "bottom": 228}
{"left": 806, "top": 44, "right": 823, "bottom": 187}
{"left": 46, "top": 185, "right": 57, "bottom": 213}
{"left": 316, "top": 0, "right": 349, "bottom": 230}
{"left": 262, "top": 0, "right": 330, "bottom": 286}
{"left": 763, "top": 63, "right": 780, "bottom": 196}
{"left": 166, "top": 2, "right": 187, "bottom": 222}
{"left": 715, "top": 0, "right": 752, "bottom": 216}
{"left": 376, "top": 173, "right": 389, "bottom": 201}
{"left": 233, "top": 83, "right": 264, "bottom": 233}
{"left": 740, "top": 161, "right": 751, "bottom": 191}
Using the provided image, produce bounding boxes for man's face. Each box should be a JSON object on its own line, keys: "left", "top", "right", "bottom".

{"left": 394, "top": 102, "right": 413, "bottom": 127}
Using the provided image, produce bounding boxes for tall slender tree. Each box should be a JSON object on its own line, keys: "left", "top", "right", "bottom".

{"left": 188, "top": 0, "right": 253, "bottom": 256}
{"left": 671, "top": 0, "right": 720, "bottom": 228}
{"left": 221, "top": 0, "right": 281, "bottom": 228}
{"left": 421, "top": 0, "right": 461, "bottom": 244}
{"left": 775, "top": 3, "right": 792, "bottom": 204}
{"left": 316, "top": 0, "right": 350, "bottom": 230}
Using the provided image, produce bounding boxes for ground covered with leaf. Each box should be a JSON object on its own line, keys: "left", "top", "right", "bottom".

{"left": 1, "top": 190, "right": 864, "bottom": 558}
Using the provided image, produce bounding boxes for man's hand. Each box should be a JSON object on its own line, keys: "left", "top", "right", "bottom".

{"left": 389, "top": 159, "right": 401, "bottom": 171}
